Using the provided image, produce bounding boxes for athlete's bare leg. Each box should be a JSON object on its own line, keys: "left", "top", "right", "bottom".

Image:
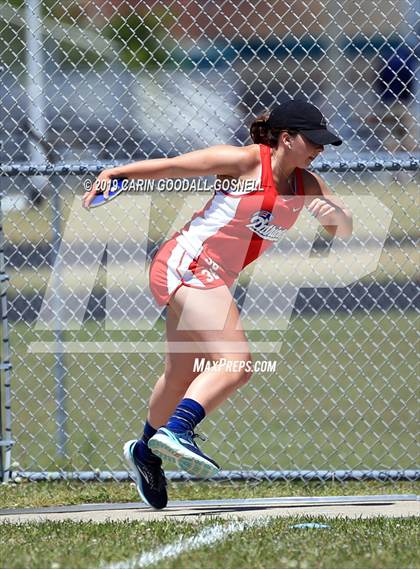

{"left": 167, "top": 285, "right": 253, "bottom": 415}
{"left": 146, "top": 303, "right": 204, "bottom": 428}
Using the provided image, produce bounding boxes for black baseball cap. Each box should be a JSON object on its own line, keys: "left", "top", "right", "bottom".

{"left": 267, "top": 100, "right": 342, "bottom": 146}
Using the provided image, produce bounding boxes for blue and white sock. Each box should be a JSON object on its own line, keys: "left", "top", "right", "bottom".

{"left": 166, "top": 398, "right": 206, "bottom": 433}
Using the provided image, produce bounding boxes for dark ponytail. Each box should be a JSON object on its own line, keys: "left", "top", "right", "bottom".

{"left": 250, "top": 112, "right": 298, "bottom": 147}
{"left": 250, "top": 113, "right": 273, "bottom": 146}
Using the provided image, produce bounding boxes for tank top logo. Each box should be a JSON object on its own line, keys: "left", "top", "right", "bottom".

{"left": 246, "top": 210, "right": 285, "bottom": 241}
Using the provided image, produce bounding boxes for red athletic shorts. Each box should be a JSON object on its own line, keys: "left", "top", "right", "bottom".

{"left": 149, "top": 237, "right": 229, "bottom": 306}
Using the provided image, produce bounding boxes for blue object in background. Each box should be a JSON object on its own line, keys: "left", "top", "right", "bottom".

{"left": 376, "top": 45, "right": 417, "bottom": 104}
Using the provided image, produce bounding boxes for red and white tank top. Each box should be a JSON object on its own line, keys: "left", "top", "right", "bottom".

{"left": 167, "top": 143, "right": 305, "bottom": 286}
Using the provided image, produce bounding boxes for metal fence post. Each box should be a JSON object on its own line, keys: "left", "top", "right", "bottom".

{"left": 0, "top": 175, "right": 14, "bottom": 483}
{"left": 51, "top": 174, "right": 67, "bottom": 459}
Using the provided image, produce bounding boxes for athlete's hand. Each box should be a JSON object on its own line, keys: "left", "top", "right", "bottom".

{"left": 82, "top": 169, "right": 114, "bottom": 209}
{"left": 306, "top": 197, "right": 337, "bottom": 221}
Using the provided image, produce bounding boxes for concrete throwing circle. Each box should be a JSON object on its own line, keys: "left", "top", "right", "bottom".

{"left": 1, "top": 494, "right": 418, "bottom": 524}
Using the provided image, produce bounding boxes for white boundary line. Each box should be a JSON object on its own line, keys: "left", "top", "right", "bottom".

{"left": 100, "top": 518, "right": 269, "bottom": 569}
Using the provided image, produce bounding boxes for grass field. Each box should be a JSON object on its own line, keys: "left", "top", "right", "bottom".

{"left": 1, "top": 516, "right": 419, "bottom": 569}
{"left": 8, "top": 309, "right": 417, "bottom": 473}
{"left": 4, "top": 176, "right": 418, "bottom": 475}
{"left": 1, "top": 481, "right": 419, "bottom": 569}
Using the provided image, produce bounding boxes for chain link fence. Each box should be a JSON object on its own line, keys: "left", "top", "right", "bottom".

{"left": 0, "top": 0, "right": 418, "bottom": 481}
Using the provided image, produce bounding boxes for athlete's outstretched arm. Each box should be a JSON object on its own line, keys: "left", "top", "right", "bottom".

{"left": 83, "top": 145, "right": 254, "bottom": 208}
{"left": 303, "top": 170, "right": 353, "bottom": 239}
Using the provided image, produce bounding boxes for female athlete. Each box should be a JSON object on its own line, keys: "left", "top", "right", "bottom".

{"left": 83, "top": 99, "right": 353, "bottom": 510}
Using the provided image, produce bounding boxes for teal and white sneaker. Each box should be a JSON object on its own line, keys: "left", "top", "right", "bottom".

{"left": 148, "top": 427, "right": 220, "bottom": 478}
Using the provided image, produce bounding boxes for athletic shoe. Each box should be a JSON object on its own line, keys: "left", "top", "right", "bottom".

{"left": 148, "top": 427, "right": 220, "bottom": 478}
{"left": 123, "top": 439, "right": 168, "bottom": 510}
